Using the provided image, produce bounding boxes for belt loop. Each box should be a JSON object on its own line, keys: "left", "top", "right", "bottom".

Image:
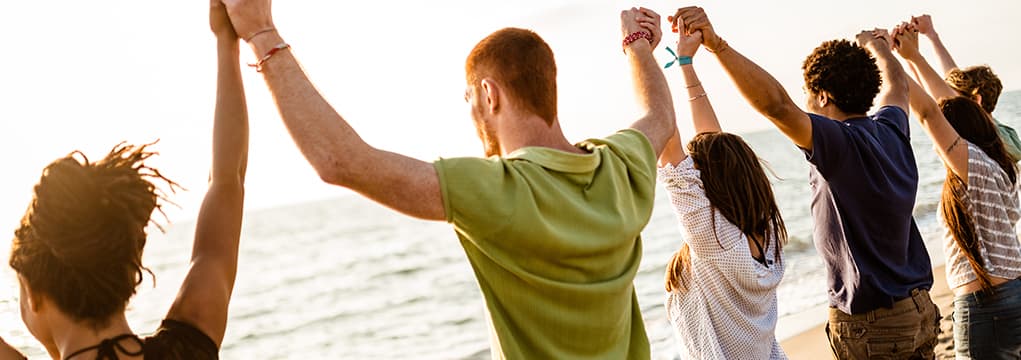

{"left": 866, "top": 309, "right": 875, "bottom": 323}
{"left": 910, "top": 288, "right": 924, "bottom": 312}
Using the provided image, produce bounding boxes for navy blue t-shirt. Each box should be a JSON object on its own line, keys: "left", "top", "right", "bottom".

{"left": 803, "top": 106, "right": 933, "bottom": 314}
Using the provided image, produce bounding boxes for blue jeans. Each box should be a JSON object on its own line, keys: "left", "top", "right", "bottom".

{"left": 954, "top": 278, "right": 1021, "bottom": 359}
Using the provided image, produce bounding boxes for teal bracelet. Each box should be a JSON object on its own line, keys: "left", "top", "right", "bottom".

{"left": 664, "top": 47, "right": 693, "bottom": 68}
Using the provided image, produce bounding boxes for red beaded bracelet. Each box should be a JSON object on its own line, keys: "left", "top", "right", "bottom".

{"left": 248, "top": 43, "right": 291, "bottom": 72}
{"left": 622, "top": 31, "right": 653, "bottom": 53}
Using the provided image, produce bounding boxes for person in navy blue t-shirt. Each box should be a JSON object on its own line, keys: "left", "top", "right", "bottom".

{"left": 674, "top": 7, "right": 939, "bottom": 359}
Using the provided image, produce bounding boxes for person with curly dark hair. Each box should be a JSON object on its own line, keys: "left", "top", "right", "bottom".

{"left": 675, "top": 6, "right": 938, "bottom": 359}
{"left": 1, "top": 2, "right": 250, "bottom": 359}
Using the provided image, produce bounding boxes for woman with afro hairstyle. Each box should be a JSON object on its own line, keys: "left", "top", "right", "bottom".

{"left": 2, "top": 2, "right": 249, "bottom": 359}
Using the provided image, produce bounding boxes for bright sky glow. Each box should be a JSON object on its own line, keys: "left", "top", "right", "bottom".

{"left": 1, "top": 0, "right": 1019, "bottom": 255}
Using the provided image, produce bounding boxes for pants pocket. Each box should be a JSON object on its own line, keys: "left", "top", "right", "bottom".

{"left": 865, "top": 336, "right": 916, "bottom": 359}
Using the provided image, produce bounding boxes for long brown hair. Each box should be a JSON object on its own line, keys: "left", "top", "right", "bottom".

{"left": 665, "top": 132, "right": 788, "bottom": 292}
{"left": 9, "top": 143, "right": 175, "bottom": 329}
{"left": 939, "top": 97, "right": 1016, "bottom": 292}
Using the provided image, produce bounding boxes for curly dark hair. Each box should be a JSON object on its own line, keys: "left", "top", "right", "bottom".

{"left": 9, "top": 143, "right": 176, "bottom": 329}
{"left": 802, "top": 39, "right": 882, "bottom": 114}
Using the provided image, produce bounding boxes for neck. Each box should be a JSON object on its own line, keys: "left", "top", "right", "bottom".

{"left": 819, "top": 106, "right": 866, "bottom": 122}
{"left": 51, "top": 313, "right": 138, "bottom": 360}
{"left": 495, "top": 113, "right": 584, "bottom": 156}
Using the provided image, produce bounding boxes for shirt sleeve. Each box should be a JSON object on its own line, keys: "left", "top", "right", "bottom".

{"left": 658, "top": 157, "right": 742, "bottom": 256}
{"left": 994, "top": 119, "right": 1021, "bottom": 163}
{"left": 803, "top": 113, "right": 851, "bottom": 177}
{"left": 873, "top": 105, "right": 910, "bottom": 138}
{"left": 598, "top": 129, "right": 657, "bottom": 183}
{"left": 433, "top": 156, "right": 515, "bottom": 240}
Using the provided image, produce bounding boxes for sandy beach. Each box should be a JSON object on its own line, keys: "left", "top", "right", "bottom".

{"left": 780, "top": 264, "right": 956, "bottom": 359}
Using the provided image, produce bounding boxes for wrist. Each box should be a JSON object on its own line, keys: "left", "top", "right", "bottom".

{"left": 624, "top": 39, "right": 652, "bottom": 56}
{"left": 249, "top": 30, "right": 285, "bottom": 56}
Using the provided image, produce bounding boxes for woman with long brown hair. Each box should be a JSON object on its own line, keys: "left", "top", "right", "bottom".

{"left": 651, "top": 11, "right": 787, "bottom": 360}
{"left": 894, "top": 27, "right": 1021, "bottom": 359}
{"left": 1, "top": 3, "right": 249, "bottom": 359}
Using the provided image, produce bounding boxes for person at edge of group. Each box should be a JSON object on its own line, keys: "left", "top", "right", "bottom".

{"left": 0, "top": 2, "right": 249, "bottom": 359}
{"left": 675, "top": 6, "right": 940, "bottom": 359}
{"left": 651, "top": 8, "right": 788, "bottom": 360}
{"left": 904, "top": 14, "right": 1021, "bottom": 162}
{"left": 890, "top": 25, "right": 1021, "bottom": 359}
{"left": 218, "top": 0, "right": 678, "bottom": 358}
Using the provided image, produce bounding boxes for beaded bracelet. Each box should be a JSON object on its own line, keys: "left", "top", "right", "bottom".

{"left": 622, "top": 31, "right": 653, "bottom": 53}
{"left": 248, "top": 43, "right": 290, "bottom": 72}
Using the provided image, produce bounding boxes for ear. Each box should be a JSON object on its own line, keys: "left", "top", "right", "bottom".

{"left": 816, "top": 91, "right": 830, "bottom": 108}
{"left": 480, "top": 79, "right": 500, "bottom": 114}
{"left": 972, "top": 93, "right": 983, "bottom": 106}
{"left": 19, "top": 277, "right": 44, "bottom": 313}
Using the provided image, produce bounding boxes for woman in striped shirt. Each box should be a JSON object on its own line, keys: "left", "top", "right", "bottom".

{"left": 649, "top": 10, "right": 788, "bottom": 359}
{"left": 895, "top": 28, "right": 1021, "bottom": 359}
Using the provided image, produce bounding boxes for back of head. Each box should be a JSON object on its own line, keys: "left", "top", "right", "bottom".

{"left": 465, "top": 27, "right": 558, "bottom": 125}
{"left": 939, "top": 97, "right": 1016, "bottom": 291}
{"left": 9, "top": 143, "right": 171, "bottom": 329}
{"left": 665, "top": 132, "right": 787, "bottom": 292}
{"left": 802, "top": 39, "right": 882, "bottom": 114}
{"left": 946, "top": 65, "right": 1003, "bottom": 113}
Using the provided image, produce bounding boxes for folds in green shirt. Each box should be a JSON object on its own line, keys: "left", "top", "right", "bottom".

{"left": 433, "top": 129, "right": 656, "bottom": 359}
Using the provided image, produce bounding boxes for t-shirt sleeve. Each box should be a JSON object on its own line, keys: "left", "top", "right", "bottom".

{"left": 433, "top": 156, "right": 515, "bottom": 240}
{"left": 804, "top": 113, "right": 850, "bottom": 176}
{"left": 873, "top": 105, "right": 910, "bottom": 138}
{"left": 595, "top": 129, "right": 657, "bottom": 191}
{"left": 994, "top": 120, "right": 1021, "bottom": 162}
{"left": 143, "top": 319, "right": 219, "bottom": 359}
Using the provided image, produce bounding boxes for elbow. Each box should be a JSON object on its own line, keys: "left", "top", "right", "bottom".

{"left": 313, "top": 156, "right": 352, "bottom": 187}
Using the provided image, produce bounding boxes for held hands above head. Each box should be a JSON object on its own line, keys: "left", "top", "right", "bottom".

{"left": 209, "top": 0, "right": 237, "bottom": 40}
{"left": 667, "top": 15, "right": 702, "bottom": 58}
{"left": 621, "top": 7, "right": 662, "bottom": 52}
{"left": 220, "top": 0, "right": 275, "bottom": 42}
{"left": 856, "top": 28, "right": 891, "bottom": 51}
{"left": 672, "top": 7, "right": 725, "bottom": 53}
{"left": 911, "top": 14, "right": 936, "bottom": 37}
{"left": 891, "top": 23, "right": 921, "bottom": 60}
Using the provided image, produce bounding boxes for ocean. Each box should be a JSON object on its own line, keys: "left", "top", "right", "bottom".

{"left": 3, "top": 90, "right": 1020, "bottom": 359}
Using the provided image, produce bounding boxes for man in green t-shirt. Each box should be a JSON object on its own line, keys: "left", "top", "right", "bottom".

{"left": 221, "top": 2, "right": 676, "bottom": 358}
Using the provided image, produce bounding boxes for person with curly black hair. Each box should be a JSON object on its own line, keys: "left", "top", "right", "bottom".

{"left": 675, "top": 6, "right": 938, "bottom": 359}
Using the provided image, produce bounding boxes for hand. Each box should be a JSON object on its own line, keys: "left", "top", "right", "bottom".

{"left": 209, "top": 0, "right": 237, "bottom": 40}
{"left": 674, "top": 7, "right": 724, "bottom": 52}
{"left": 856, "top": 28, "right": 890, "bottom": 51}
{"left": 892, "top": 24, "right": 921, "bottom": 60}
{"left": 620, "top": 8, "right": 651, "bottom": 50}
{"left": 635, "top": 8, "right": 663, "bottom": 49}
{"left": 221, "top": 0, "right": 275, "bottom": 42}
{"left": 912, "top": 14, "right": 936, "bottom": 37}
{"left": 668, "top": 15, "right": 702, "bottom": 57}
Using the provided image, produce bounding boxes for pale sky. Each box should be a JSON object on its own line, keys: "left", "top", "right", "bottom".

{"left": 1, "top": 0, "right": 1019, "bottom": 236}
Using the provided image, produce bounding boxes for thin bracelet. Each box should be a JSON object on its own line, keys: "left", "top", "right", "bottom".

{"left": 245, "top": 27, "right": 277, "bottom": 42}
{"left": 686, "top": 82, "right": 702, "bottom": 89}
{"left": 689, "top": 93, "right": 708, "bottom": 101}
{"left": 248, "top": 43, "right": 290, "bottom": 72}
{"left": 706, "top": 39, "right": 730, "bottom": 54}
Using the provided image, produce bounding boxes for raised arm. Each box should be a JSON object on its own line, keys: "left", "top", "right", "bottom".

{"left": 222, "top": 0, "right": 443, "bottom": 220}
{"left": 164, "top": 2, "right": 250, "bottom": 347}
{"left": 657, "top": 15, "right": 720, "bottom": 166}
{"left": 861, "top": 29, "right": 909, "bottom": 112}
{"left": 891, "top": 25, "right": 959, "bottom": 101}
{"left": 625, "top": 8, "right": 677, "bottom": 156}
{"left": 913, "top": 15, "right": 958, "bottom": 74}
{"left": 676, "top": 7, "right": 812, "bottom": 149}
{"left": 904, "top": 64, "right": 968, "bottom": 180}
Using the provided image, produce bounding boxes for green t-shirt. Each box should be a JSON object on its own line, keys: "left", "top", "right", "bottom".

{"left": 993, "top": 117, "right": 1021, "bottom": 163}
{"left": 434, "top": 129, "right": 656, "bottom": 359}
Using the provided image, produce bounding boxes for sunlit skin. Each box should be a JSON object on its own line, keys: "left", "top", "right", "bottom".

{"left": 2, "top": 2, "right": 251, "bottom": 358}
